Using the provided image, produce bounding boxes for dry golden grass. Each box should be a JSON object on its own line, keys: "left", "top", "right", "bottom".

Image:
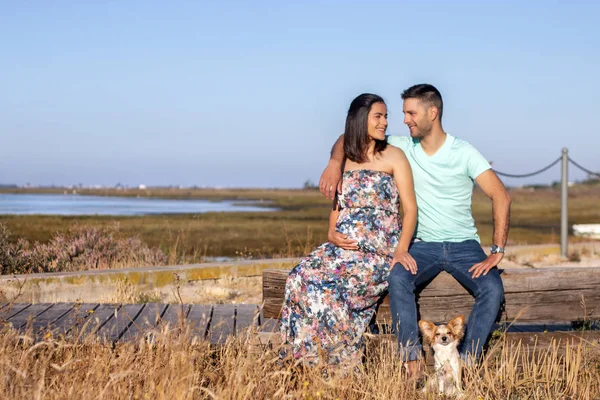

{"left": 0, "top": 321, "right": 598, "bottom": 399}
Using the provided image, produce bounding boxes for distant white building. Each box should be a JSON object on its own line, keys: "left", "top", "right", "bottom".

{"left": 139, "top": 184, "right": 147, "bottom": 190}
{"left": 573, "top": 224, "right": 600, "bottom": 239}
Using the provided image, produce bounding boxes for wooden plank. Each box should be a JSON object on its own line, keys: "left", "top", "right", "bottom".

{"left": 157, "top": 303, "right": 190, "bottom": 330}
{"left": 119, "top": 303, "right": 167, "bottom": 342}
{"left": 238, "top": 311, "right": 280, "bottom": 354}
{"left": 1, "top": 303, "right": 32, "bottom": 321}
{"left": 30, "top": 303, "right": 75, "bottom": 332}
{"left": 372, "top": 288, "right": 600, "bottom": 323}
{"left": 235, "top": 304, "right": 259, "bottom": 337}
{"left": 262, "top": 267, "right": 600, "bottom": 322}
{"left": 52, "top": 303, "right": 99, "bottom": 336}
{"left": 505, "top": 322, "right": 575, "bottom": 333}
{"left": 259, "top": 318, "right": 280, "bottom": 333}
{"left": 207, "top": 304, "right": 235, "bottom": 344}
{"left": 264, "top": 266, "right": 600, "bottom": 297}
{"left": 5, "top": 303, "right": 54, "bottom": 330}
{"left": 96, "top": 304, "right": 144, "bottom": 343}
{"left": 186, "top": 304, "right": 212, "bottom": 342}
{"left": 505, "top": 289, "right": 600, "bottom": 322}
{"left": 262, "top": 269, "right": 286, "bottom": 319}
{"left": 72, "top": 303, "right": 121, "bottom": 339}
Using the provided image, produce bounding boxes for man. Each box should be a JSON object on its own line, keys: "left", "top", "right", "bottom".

{"left": 319, "top": 84, "right": 511, "bottom": 375}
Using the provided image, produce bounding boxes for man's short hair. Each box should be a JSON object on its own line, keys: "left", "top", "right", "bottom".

{"left": 401, "top": 84, "right": 443, "bottom": 120}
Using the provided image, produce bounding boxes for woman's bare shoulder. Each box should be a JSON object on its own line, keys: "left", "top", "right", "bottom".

{"left": 382, "top": 145, "right": 408, "bottom": 161}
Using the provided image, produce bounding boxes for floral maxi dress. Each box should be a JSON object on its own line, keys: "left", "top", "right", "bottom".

{"left": 279, "top": 169, "right": 401, "bottom": 366}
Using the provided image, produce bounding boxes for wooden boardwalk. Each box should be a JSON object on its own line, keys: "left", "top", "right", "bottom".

{"left": 0, "top": 302, "right": 278, "bottom": 344}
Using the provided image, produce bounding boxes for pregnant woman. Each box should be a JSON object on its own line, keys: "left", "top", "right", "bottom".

{"left": 279, "top": 93, "right": 417, "bottom": 369}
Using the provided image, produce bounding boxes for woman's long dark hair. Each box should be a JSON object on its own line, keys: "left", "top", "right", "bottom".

{"left": 343, "top": 93, "right": 387, "bottom": 163}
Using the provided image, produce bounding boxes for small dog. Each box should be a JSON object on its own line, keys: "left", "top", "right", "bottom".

{"left": 418, "top": 315, "right": 465, "bottom": 397}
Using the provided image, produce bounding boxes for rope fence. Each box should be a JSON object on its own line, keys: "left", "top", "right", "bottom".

{"left": 493, "top": 157, "right": 561, "bottom": 178}
{"left": 568, "top": 158, "right": 600, "bottom": 178}
{"left": 491, "top": 149, "right": 598, "bottom": 258}
{"left": 493, "top": 156, "right": 599, "bottom": 179}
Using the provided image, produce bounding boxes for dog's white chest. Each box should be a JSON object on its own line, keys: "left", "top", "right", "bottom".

{"left": 432, "top": 345, "right": 462, "bottom": 396}
{"left": 433, "top": 345, "right": 459, "bottom": 370}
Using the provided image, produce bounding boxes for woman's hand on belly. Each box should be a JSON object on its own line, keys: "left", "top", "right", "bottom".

{"left": 328, "top": 230, "right": 359, "bottom": 250}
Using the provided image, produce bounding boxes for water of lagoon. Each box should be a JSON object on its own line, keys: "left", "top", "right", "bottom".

{"left": 0, "top": 193, "right": 276, "bottom": 216}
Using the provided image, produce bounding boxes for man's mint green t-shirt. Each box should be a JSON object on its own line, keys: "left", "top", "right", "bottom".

{"left": 387, "top": 134, "right": 491, "bottom": 243}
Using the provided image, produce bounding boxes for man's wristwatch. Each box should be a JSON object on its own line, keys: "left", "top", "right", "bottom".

{"left": 490, "top": 245, "right": 505, "bottom": 254}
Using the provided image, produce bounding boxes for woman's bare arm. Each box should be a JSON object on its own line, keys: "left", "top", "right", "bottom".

{"left": 319, "top": 134, "right": 344, "bottom": 199}
{"left": 390, "top": 150, "right": 418, "bottom": 273}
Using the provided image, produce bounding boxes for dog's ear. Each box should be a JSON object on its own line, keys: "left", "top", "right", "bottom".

{"left": 448, "top": 315, "right": 465, "bottom": 340}
{"left": 418, "top": 320, "right": 436, "bottom": 343}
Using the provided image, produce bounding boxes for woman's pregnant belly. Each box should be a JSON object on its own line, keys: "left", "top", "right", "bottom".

{"left": 336, "top": 208, "right": 400, "bottom": 256}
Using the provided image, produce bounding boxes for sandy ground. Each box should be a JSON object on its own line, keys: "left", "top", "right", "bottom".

{"left": 192, "top": 276, "right": 263, "bottom": 304}
{"left": 500, "top": 242, "right": 600, "bottom": 268}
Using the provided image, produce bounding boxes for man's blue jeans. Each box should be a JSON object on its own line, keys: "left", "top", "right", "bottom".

{"left": 387, "top": 240, "right": 504, "bottom": 362}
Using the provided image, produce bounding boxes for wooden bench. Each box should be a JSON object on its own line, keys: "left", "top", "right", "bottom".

{"left": 261, "top": 266, "right": 600, "bottom": 358}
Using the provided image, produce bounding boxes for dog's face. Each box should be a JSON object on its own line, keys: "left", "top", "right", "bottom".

{"left": 418, "top": 315, "right": 465, "bottom": 348}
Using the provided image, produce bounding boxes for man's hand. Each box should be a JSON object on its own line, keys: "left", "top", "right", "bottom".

{"left": 469, "top": 253, "right": 504, "bottom": 278}
{"left": 391, "top": 250, "right": 418, "bottom": 275}
{"left": 319, "top": 161, "right": 343, "bottom": 200}
{"left": 328, "top": 231, "right": 358, "bottom": 250}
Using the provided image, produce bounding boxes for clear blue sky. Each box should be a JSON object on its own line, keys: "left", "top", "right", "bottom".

{"left": 1, "top": 1, "right": 598, "bottom": 188}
